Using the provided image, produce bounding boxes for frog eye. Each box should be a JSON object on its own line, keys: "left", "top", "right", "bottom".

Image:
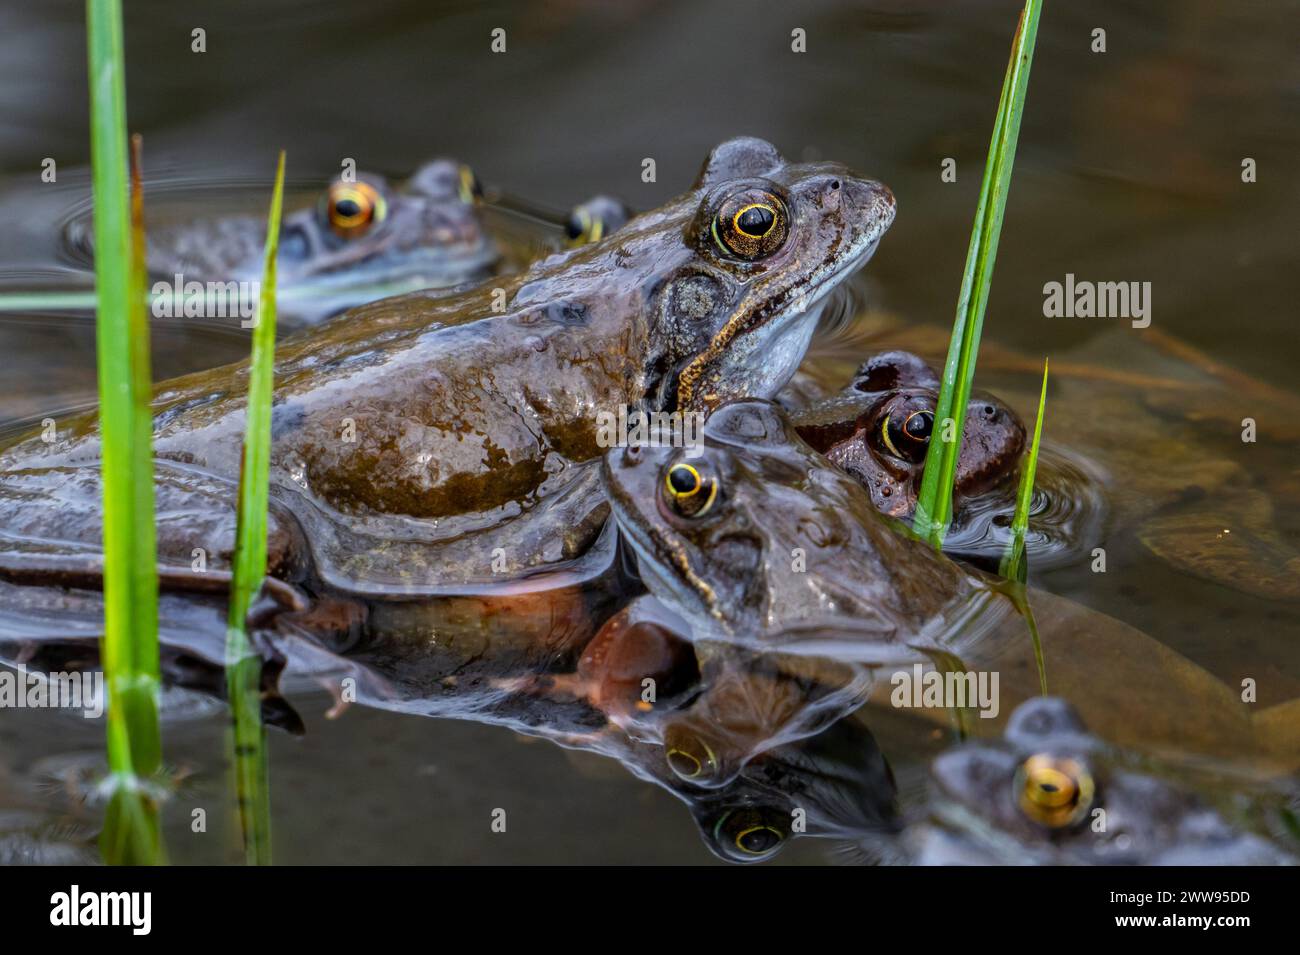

{"left": 713, "top": 807, "right": 789, "bottom": 862}
{"left": 457, "top": 164, "right": 483, "bottom": 205}
{"left": 665, "top": 731, "right": 718, "bottom": 781}
{"left": 712, "top": 189, "right": 789, "bottom": 260}
{"left": 324, "top": 181, "right": 387, "bottom": 238}
{"left": 662, "top": 462, "right": 719, "bottom": 518}
{"left": 880, "top": 409, "right": 934, "bottom": 464}
{"left": 1015, "top": 754, "right": 1095, "bottom": 828}
{"left": 564, "top": 207, "right": 603, "bottom": 245}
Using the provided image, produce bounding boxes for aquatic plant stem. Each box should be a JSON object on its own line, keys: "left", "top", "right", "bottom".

{"left": 224, "top": 151, "right": 285, "bottom": 866}
{"left": 88, "top": 0, "right": 165, "bottom": 865}
{"left": 913, "top": 0, "right": 1043, "bottom": 547}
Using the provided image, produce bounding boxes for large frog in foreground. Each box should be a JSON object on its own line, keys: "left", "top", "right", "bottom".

{"left": 603, "top": 400, "right": 1298, "bottom": 773}
{"left": 0, "top": 137, "right": 896, "bottom": 597}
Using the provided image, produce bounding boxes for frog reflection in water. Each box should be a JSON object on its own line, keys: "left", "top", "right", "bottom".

{"left": 889, "top": 697, "right": 1295, "bottom": 865}
{"left": 0, "top": 137, "right": 896, "bottom": 598}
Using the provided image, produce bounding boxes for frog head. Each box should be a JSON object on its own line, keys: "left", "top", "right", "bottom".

{"left": 916, "top": 697, "right": 1291, "bottom": 864}
{"left": 602, "top": 398, "right": 971, "bottom": 643}
{"left": 625, "top": 137, "right": 894, "bottom": 413}
{"left": 799, "top": 351, "right": 1026, "bottom": 518}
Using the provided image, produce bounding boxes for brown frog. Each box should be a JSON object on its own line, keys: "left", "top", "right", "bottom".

{"left": 789, "top": 350, "right": 1026, "bottom": 519}
{"left": 0, "top": 137, "right": 896, "bottom": 598}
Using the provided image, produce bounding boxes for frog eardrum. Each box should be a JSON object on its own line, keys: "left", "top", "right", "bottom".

{"left": 711, "top": 187, "right": 790, "bottom": 260}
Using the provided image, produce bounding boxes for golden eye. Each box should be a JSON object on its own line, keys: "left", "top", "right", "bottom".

{"left": 457, "top": 164, "right": 483, "bottom": 205}
{"left": 325, "top": 181, "right": 386, "bottom": 237}
{"left": 714, "top": 808, "right": 788, "bottom": 861}
{"left": 1015, "top": 754, "right": 1095, "bottom": 828}
{"left": 712, "top": 189, "right": 789, "bottom": 260}
{"left": 880, "top": 409, "right": 934, "bottom": 464}
{"left": 662, "top": 462, "right": 718, "bottom": 518}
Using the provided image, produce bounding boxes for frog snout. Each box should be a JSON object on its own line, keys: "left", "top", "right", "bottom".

{"left": 836, "top": 175, "right": 897, "bottom": 237}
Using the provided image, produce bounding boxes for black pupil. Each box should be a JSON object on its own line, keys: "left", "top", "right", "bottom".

{"left": 335, "top": 198, "right": 362, "bottom": 219}
{"left": 668, "top": 466, "right": 699, "bottom": 494}
{"left": 565, "top": 215, "right": 584, "bottom": 240}
{"left": 739, "top": 828, "right": 780, "bottom": 854}
{"left": 904, "top": 411, "right": 934, "bottom": 441}
{"left": 736, "top": 205, "right": 774, "bottom": 237}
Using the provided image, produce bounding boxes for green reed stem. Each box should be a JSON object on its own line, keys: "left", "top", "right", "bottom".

{"left": 913, "top": 0, "right": 1043, "bottom": 547}
{"left": 999, "top": 358, "right": 1048, "bottom": 581}
{"left": 998, "top": 359, "right": 1050, "bottom": 695}
{"left": 87, "top": 0, "right": 165, "bottom": 865}
{"left": 224, "top": 151, "right": 285, "bottom": 866}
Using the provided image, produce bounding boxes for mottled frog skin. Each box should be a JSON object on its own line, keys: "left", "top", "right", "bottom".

{"left": 0, "top": 138, "right": 894, "bottom": 599}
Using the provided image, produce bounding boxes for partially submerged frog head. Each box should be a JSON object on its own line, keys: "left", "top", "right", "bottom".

{"left": 603, "top": 398, "right": 973, "bottom": 643}
{"left": 143, "top": 158, "right": 496, "bottom": 307}
{"left": 915, "top": 697, "right": 1291, "bottom": 864}
{"left": 626, "top": 137, "right": 894, "bottom": 413}
{"left": 564, "top": 195, "right": 634, "bottom": 246}
{"left": 795, "top": 351, "right": 1026, "bottom": 518}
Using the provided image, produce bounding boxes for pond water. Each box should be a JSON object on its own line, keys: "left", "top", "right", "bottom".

{"left": 0, "top": 0, "right": 1296, "bottom": 864}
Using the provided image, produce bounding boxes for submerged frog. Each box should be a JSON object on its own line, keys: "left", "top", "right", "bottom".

{"left": 898, "top": 697, "right": 1295, "bottom": 865}
{"left": 789, "top": 350, "right": 1026, "bottom": 519}
{"left": 563, "top": 195, "right": 634, "bottom": 246}
{"left": 0, "top": 137, "right": 895, "bottom": 604}
{"left": 65, "top": 160, "right": 499, "bottom": 323}
{"left": 793, "top": 314, "right": 1300, "bottom": 602}
{"left": 603, "top": 399, "right": 1296, "bottom": 772}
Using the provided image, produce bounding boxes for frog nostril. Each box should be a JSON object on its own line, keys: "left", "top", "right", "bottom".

{"left": 829, "top": 179, "right": 841, "bottom": 190}
{"left": 983, "top": 405, "right": 996, "bottom": 419}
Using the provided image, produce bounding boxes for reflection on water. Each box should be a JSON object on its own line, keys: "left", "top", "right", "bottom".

{"left": 0, "top": 0, "right": 1298, "bottom": 863}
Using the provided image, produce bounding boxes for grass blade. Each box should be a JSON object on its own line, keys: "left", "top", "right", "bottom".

{"left": 999, "top": 358, "right": 1048, "bottom": 581}
{"left": 224, "top": 151, "right": 285, "bottom": 866}
{"left": 913, "top": 0, "right": 1043, "bottom": 547}
{"left": 999, "top": 359, "right": 1050, "bottom": 695}
{"left": 87, "top": 0, "right": 165, "bottom": 865}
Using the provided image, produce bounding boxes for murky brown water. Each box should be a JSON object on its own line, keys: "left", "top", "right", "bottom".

{"left": 0, "top": 0, "right": 1296, "bottom": 863}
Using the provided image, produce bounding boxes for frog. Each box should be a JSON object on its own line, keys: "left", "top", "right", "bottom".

{"left": 0, "top": 137, "right": 896, "bottom": 602}
{"left": 789, "top": 312, "right": 1300, "bottom": 603}
{"left": 896, "top": 697, "right": 1296, "bottom": 865}
{"left": 602, "top": 398, "right": 1298, "bottom": 774}
{"left": 787, "top": 350, "right": 1026, "bottom": 521}
{"left": 562, "top": 195, "right": 634, "bottom": 247}
{"left": 63, "top": 159, "right": 500, "bottom": 325}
